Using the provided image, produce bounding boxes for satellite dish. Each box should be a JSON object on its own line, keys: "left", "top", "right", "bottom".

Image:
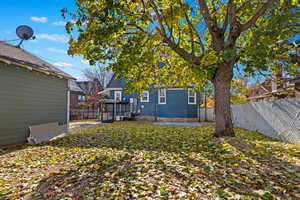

{"left": 16, "top": 25, "right": 34, "bottom": 40}
{"left": 15, "top": 25, "right": 34, "bottom": 48}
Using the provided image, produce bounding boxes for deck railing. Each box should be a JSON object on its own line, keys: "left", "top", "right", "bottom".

{"left": 70, "top": 109, "right": 99, "bottom": 120}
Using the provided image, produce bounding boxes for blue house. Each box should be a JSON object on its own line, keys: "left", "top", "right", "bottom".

{"left": 100, "top": 74, "right": 202, "bottom": 122}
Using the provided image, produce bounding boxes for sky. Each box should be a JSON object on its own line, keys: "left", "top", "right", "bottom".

{"left": 0, "top": 0, "right": 91, "bottom": 80}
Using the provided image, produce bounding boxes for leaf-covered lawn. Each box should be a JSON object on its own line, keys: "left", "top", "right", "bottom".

{"left": 0, "top": 122, "right": 299, "bottom": 200}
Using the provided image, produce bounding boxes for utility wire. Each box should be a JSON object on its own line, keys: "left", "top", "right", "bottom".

{"left": 29, "top": 51, "right": 84, "bottom": 72}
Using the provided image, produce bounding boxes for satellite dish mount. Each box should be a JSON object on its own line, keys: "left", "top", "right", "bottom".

{"left": 16, "top": 25, "right": 35, "bottom": 48}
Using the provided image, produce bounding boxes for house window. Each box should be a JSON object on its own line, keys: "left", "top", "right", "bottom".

{"left": 140, "top": 91, "right": 149, "bottom": 102}
{"left": 114, "top": 91, "right": 122, "bottom": 101}
{"left": 158, "top": 89, "right": 166, "bottom": 104}
{"left": 78, "top": 95, "right": 85, "bottom": 102}
{"left": 188, "top": 88, "right": 196, "bottom": 104}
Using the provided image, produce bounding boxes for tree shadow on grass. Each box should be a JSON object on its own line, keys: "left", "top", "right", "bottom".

{"left": 186, "top": 138, "right": 300, "bottom": 199}
{"left": 9, "top": 124, "right": 300, "bottom": 199}
{"left": 27, "top": 153, "right": 215, "bottom": 199}
{"left": 27, "top": 154, "right": 136, "bottom": 199}
{"left": 0, "top": 143, "right": 29, "bottom": 156}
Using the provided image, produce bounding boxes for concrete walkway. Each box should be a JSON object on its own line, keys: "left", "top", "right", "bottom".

{"left": 153, "top": 122, "right": 202, "bottom": 127}
{"left": 69, "top": 121, "right": 102, "bottom": 130}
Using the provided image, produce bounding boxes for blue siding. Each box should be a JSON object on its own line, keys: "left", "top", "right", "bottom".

{"left": 157, "top": 90, "right": 187, "bottom": 118}
{"left": 140, "top": 89, "right": 157, "bottom": 116}
{"left": 140, "top": 89, "right": 201, "bottom": 118}
{"left": 107, "top": 88, "right": 201, "bottom": 119}
{"left": 157, "top": 90, "right": 200, "bottom": 118}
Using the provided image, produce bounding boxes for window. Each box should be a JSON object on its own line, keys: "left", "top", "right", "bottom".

{"left": 114, "top": 91, "right": 122, "bottom": 101}
{"left": 188, "top": 88, "right": 196, "bottom": 104}
{"left": 140, "top": 91, "right": 149, "bottom": 102}
{"left": 158, "top": 89, "right": 166, "bottom": 104}
{"left": 78, "top": 95, "right": 85, "bottom": 102}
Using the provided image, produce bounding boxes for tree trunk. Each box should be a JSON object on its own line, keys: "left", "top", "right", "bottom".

{"left": 213, "top": 62, "right": 235, "bottom": 137}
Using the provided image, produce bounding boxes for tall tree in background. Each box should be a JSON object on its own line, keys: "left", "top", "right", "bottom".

{"left": 64, "top": 0, "right": 298, "bottom": 137}
{"left": 82, "top": 65, "right": 112, "bottom": 88}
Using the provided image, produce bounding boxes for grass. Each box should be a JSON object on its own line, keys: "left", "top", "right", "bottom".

{"left": 0, "top": 122, "right": 299, "bottom": 199}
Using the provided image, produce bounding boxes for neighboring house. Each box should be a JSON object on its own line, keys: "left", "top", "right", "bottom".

{"left": 247, "top": 77, "right": 299, "bottom": 102}
{"left": 69, "top": 79, "right": 103, "bottom": 120}
{"left": 77, "top": 78, "right": 103, "bottom": 110}
{"left": 70, "top": 80, "right": 86, "bottom": 109}
{"left": 247, "top": 81, "right": 272, "bottom": 102}
{"left": 77, "top": 78, "right": 103, "bottom": 97}
{"left": 100, "top": 74, "right": 202, "bottom": 122}
{"left": 0, "top": 41, "right": 74, "bottom": 146}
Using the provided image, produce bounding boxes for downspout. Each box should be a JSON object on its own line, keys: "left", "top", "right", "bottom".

{"left": 155, "top": 89, "right": 158, "bottom": 121}
{"left": 67, "top": 80, "right": 70, "bottom": 129}
{"left": 204, "top": 91, "right": 207, "bottom": 122}
{"left": 198, "top": 92, "right": 201, "bottom": 122}
{"left": 114, "top": 101, "right": 117, "bottom": 121}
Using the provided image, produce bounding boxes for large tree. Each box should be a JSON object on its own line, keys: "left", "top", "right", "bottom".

{"left": 82, "top": 64, "right": 112, "bottom": 88}
{"left": 64, "top": 0, "right": 298, "bottom": 137}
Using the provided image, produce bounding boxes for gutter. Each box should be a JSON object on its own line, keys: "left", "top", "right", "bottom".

{"left": 0, "top": 57, "right": 75, "bottom": 80}
{"left": 98, "top": 88, "right": 123, "bottom": 95}
{"left": 98, "top": 89, "right": 110, "bottom": 95}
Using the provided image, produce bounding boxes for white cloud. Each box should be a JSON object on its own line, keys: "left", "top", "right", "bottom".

{"left": 47, "top": 47, "right": 67, "bottom": 54}
{"left": 53, "top": 62, "right": 73, "bottom": 67}
{"left": 81, "top": 59, "right": 89, "bottom": 65}
{"left": 4, "top": 30, "right": 11, "bottom": 34}
{"left": 52, "top": 21, "right": 66, "bottom": 26}
{"left": 30, "top": 16, "right": 47, "bottom": 23}
{"left": 37, "top": 34, "right": 68, "bottom": 43}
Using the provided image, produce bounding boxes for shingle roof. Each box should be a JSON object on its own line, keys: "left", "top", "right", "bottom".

{"left": 69, "top": 80, "right": 84, "bottom": 94}
{"left": 106, "top": 74, "right": 125, "bottom": 88}
{"left": 0, "top": 41, "right": 74, "bottom": 80}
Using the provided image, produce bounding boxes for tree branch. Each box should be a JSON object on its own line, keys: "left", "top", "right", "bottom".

{"left": 183, "top": 6, "right": 205, "bottom": 54}
{"left": 163, "top": 36, "right": 202, "bottom": 65}
{"left": 177, "top": 28, "right": 181, "bottom": 45}
{"left": 169, "top": 6, "right": 174, "bottom": 41}
{"left": 184, "top": 13, "right": 195, "bottom": 55}
{"left": 222, "top": 0, "right": 234, "bottom": 32}
{"left": 198, "top": 0, "right": 216, "bottom": 33}
{"left": 127, "top": 23, "right": 149, "bottom": 34}
{"left": 149, "top": 2, "right": 168, "bottom": 38}
{"left": 241, "top": 0, "right": 276, "bottom": 32}
{"left": 198, "top": 0, "right": 225, "bottom": 51}
{"left": 236, "top": 0, "right": 251, "bottom": 14}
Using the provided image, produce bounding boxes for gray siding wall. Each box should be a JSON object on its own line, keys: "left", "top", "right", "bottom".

{"left": 0, "top": 63, "right": 68, "bottom": 145}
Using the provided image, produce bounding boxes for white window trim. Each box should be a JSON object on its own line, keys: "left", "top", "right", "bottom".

{"left": 188, "top": 88, "right": 197, "bottom": 105}
{"left": 140, "top": 91, "right": 149, "bottom": 103}
{"left": 114, "top": 91, "right": 122, "bottom": 101}
{"left": 158, "top": 89, "right": 167, "bottom": 104}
